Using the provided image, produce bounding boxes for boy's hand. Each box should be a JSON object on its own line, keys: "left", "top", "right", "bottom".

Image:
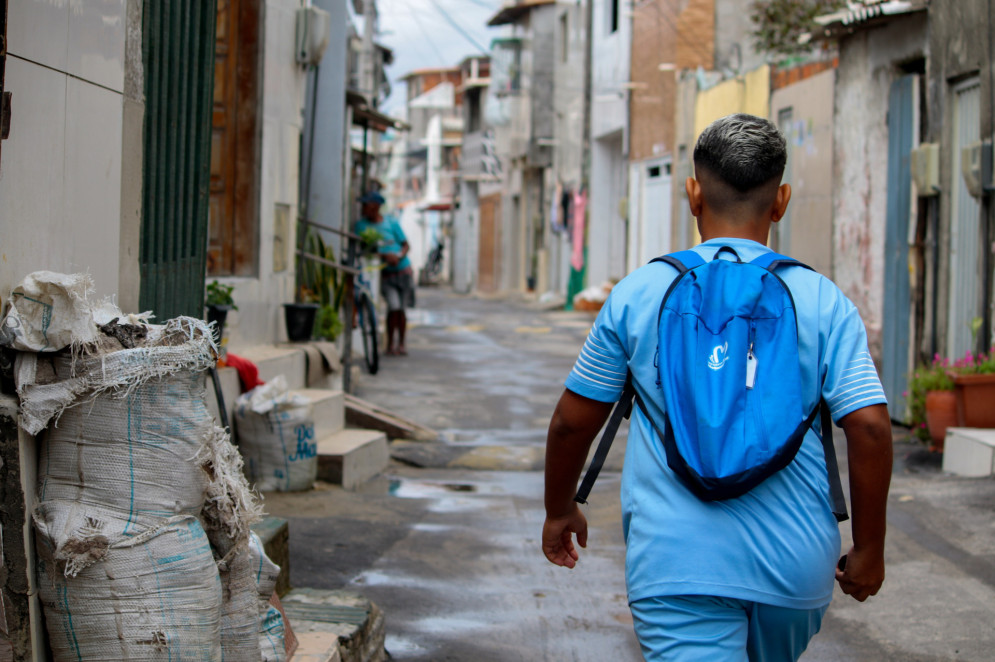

{"left": 835, "top": 544, "right": 885, "bottom": 601}
{"left": 542, "top": 505, "right": 588, "bottom": 568}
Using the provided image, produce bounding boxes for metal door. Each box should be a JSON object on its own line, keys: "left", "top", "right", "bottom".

{"left": 638, "top": 159, "right": 671, "bottom": 265}
{"left": 882, "top": 74, "right": 916, "bottom": 421}
{"left": 948, "top": 78, "right": 982, "bottom": 359}
{"left": 139, "top": 0, "right": 218, "bottom": 320}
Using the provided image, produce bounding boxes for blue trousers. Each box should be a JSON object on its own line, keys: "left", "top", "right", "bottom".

{"left": 630, "top": 595, "right": 828, "bottom": 662}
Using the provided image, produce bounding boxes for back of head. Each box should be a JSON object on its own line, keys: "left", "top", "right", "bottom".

{"left": 693, "top": 114, "right": 787, "bottom": 217}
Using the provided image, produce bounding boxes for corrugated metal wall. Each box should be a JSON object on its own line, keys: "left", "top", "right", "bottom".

{"left": 948, "top": 79, "right": 982, "bottom": 358}
{"left": 139, "top": 0, "right": 218, "bottom": 319}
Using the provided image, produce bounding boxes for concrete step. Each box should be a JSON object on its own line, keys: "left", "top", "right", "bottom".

{"left": 251, "top": 516, "right": 291, "bottom": 597}
{"left": 283, "top": 588, "right": 385, "bottom": 662}
{"left": 234, "top": 346, "right": 308, "bottom": 390}
{"left": 316, "top": 429, "right": 389, "bottom": 490}
{"left": 291, "top": 388, "right": 346, "bottom": 439}
{"left": 942, "top": 427, "right": 995, "bottom": 476}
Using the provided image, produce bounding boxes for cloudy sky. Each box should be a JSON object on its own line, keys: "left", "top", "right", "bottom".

{"left": 364, "top": 0, "right": 508, "bottom": 114}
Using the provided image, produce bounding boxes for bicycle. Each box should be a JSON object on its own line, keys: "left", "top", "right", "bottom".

{"left": 354, "top": 262, "right": 379, "bottom": 375}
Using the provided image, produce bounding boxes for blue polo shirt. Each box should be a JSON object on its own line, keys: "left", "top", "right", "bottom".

{"left": 355, "top": 216, "right": 411, "bottom": 273}
{"left": 565, "top": 238, "right": 887, "bottom": 609}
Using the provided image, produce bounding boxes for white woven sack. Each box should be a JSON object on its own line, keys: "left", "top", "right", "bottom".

{"left": 234, "top": 377, "right": 316, "bottom": 492}
{"left": 0, "top": 271, "right": 100, "bottom": 352}
{"left": 249, "top": 532, "right": 286, "bottom": 661}
{"left": 220, "top": 542, "right": 264, "bottom": 661}
{"left": 34, "top": 500, "right": 222, "bottom": 660}
{"left": 37, "top": 370, "right": 213, "bottom": 518}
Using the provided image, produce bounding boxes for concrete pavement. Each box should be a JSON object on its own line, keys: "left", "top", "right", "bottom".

{"left": 263, "top": 287, "right": 995, "bottom": 661}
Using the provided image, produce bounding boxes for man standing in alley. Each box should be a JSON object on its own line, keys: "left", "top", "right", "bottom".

{"left": 355, "top": 191, "right": 415, "bottom": 356}
{"left": 542, "top": 114, "right": 892, "bottom": 661}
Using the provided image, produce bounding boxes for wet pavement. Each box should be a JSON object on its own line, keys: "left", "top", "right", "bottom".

{"left": 262, "top": 286, "right": 995, "bottom": 662}
{"left": 263, "top": 288, "right": 637, "bottom": 661}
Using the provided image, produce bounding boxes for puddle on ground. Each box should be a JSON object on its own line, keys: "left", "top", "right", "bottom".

{"left": 384, "top": 634, "right": 428, "bottom": 656}
{"left": 406, "top": 309, "right": 465, "bottom": 327}
{"left": 355, "top": 476, "right": 479, "bottom": 498}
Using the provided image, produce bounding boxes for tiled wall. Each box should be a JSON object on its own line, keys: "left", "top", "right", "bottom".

{"left": 1, "top": 0, "right": 129, "bottom": 302}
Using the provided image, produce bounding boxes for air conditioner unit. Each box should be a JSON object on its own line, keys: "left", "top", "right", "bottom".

{"left": 961, "top": 141, "right": 993, "bottom": 198}
{"left": 910, "top": 143, "right": 939, "bottom": 196}
{"left": 295, "top": 6, "right": 331, "bottom": 65}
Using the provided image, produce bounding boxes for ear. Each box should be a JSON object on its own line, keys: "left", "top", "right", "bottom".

{"left": 685, "top": 177, "right": 703, "bottom": 217}
{"left": 771, "top": 183, "right": 791, "bottom": 223}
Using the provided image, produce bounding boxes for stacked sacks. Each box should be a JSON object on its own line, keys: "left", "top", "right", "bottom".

{"left": 249, "top": 532, "right": 287, "bottom": 662}
{"left": 4, "top": 273, "right": 283, "bottom": 660}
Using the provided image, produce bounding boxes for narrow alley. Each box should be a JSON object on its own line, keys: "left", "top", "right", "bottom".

{"left": 263, "top": 287, "right": 995, "bottom": 662}
{"left": 262, "top": 287, "right": 640, "bottom": 660}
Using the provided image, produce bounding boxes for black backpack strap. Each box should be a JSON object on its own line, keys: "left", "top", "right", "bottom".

{"left": 574, "top": 378, "right": 635, "bottom": 505}
{"left": 819, "top": 400, "right": 849, "bottom": 522}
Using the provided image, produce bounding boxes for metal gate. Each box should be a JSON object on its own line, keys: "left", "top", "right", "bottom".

{"left": 139, "top": 0, "right": 218, "bottom": 319}
{"left": 948, "top": 78, "right": 982, "bottom": 359}
{"left": 882, "top": 74, "right": 916, "bottom": 421}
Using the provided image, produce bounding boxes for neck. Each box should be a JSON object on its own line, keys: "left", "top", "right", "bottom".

{"left": 698, "top": 215, "right": 771, "bottom": 244}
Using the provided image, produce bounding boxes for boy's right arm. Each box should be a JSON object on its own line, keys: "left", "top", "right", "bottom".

{"left": 542, "top": 389, "right": 613, "bottom": 568}
{"left": 836, "top": 403, "right": 892, "bottom": 601}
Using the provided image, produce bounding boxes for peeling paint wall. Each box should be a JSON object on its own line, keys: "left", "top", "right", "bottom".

{"left": 832, "top": 15, "right": 927, "bottom": 361}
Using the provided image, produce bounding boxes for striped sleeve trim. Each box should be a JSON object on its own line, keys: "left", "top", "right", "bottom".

{"left": 827, "top": 351, "right": 887, "bottom": 418}
{"left": 566, "top": 330, "right": 628, "bottom": 399}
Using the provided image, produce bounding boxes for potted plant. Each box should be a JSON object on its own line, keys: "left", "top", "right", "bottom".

{"left": 205, "top": 280, "right": 237, "bottom": 347}
{"left": 907, "top": 355, "right": 956, "bottom": 451}
{"left": 287, "top": 226, "right": 345, "bottom": 342}
{"left": 949, "top": 348, "right": 995, "bottom": 428}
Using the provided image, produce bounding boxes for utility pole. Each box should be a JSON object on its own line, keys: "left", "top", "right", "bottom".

{"left": 359, "top": 0, "right": 377, "bottom": 104}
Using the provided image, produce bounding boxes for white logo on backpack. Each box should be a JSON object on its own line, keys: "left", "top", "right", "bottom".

{"left": 707, "top": 342, "right": 729, "bottom": 370}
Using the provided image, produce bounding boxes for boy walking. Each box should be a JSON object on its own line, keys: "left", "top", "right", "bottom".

{"left": 542, "top": 114, "right": 892, "bottom": 660}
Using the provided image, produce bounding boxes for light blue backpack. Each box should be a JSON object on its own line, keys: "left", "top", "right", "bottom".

{"left": 575, "top": 246, "right": 848, "bottom": 522}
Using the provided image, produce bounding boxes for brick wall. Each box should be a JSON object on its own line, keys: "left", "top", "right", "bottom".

{"left": 629, "top": 0, "right": 714, "bottom": 163}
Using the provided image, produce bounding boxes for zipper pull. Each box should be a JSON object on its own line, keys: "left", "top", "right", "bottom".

{"left": 746, "top": 343, "right": 758, "bottom": 389}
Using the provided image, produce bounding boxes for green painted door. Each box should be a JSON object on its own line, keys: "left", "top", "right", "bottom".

{"left": 139, "top": 0, "right": 218, "bottom": 320}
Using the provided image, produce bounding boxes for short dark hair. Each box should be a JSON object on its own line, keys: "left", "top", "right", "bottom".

{"left": 693, "top": 114, "right": 786, "bottom": 192}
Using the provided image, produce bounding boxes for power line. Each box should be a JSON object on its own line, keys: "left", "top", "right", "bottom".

{"left": 425, "top": 0, "right": 491, "bottom": 54}
{"left": 462, "top": 0, "right": 500, "bottom": 9}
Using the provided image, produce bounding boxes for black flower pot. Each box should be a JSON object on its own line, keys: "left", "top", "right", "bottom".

{"left": 205, "top": 304, "right": 233, "bottom": 346}
{"left": 283, "top": 303, "right": 319, "bottom": 342}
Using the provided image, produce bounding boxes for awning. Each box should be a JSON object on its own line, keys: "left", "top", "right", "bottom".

{"left": 346, "top": 90, "right": 410, "bottom": 133}
{"left": 487, "top": 0, "right": 556, "bottom": 27}
{"left": 812, "top": 0, "right": 925, "bottom": 39}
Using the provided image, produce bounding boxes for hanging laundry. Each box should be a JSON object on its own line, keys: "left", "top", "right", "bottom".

{"left": 550, "top": 181, "right": 563, "bottom": 232}
{"left": 571, "top": 189, "right": 587, "bottom": 271}
{"left": 561, "top": 188, "right": 573, "bottom": 232}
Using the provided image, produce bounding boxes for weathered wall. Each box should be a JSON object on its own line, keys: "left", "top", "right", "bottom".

{"left": 0, "top": 0, "right": 135, "bottom": 306}
{"left": 588, "top": 0, "right": 632, "bottom": 284}
{"left": 713, "top": 0, "right": 766, "bottom": 75}
{"left": 833, "top": 14, "right": 927, "bottom": 359}
{"left": 771, "top": 67, "right": 835, "bottom": 276}
{"left": 926, "top": 0, "right": 995, "bottom": 354}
